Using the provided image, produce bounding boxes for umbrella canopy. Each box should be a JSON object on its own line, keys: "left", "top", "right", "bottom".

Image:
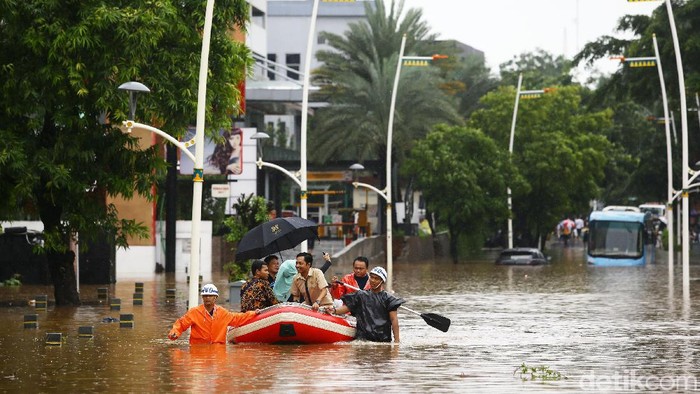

{"left": 235, "top": 217, "right": 319, "bottom": 262}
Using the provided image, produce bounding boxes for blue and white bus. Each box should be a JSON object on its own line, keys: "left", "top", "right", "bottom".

{"left": 587, "top": 210, "right": 656, "bottom": 266}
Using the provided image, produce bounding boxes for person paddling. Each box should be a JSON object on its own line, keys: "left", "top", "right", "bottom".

{"left": 327, "top": 267, "right": 404, "bottom": 343}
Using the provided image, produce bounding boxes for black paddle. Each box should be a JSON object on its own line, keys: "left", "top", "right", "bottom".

{"left": 336, "top": 281, "right": 451, "bottom": 332}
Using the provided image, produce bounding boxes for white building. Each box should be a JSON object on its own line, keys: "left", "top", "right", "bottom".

{"left": 266, "top": 0, "right": 370, "bottom": 80}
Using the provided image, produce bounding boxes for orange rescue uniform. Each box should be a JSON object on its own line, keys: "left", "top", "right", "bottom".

{"left": 330, "top": 273, "right": 371, "bottom": 299}
{"left": 170, "top": 304, "right": 256, "bottom": 344}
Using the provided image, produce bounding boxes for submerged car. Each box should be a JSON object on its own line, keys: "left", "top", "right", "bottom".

{"left": 495, "top": 248, "right": 550, "bottom": 266}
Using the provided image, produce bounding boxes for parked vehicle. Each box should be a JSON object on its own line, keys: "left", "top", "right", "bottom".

{"left": 639, "top": 203, "right": 667, "bottom": 226}
{"left": 587, "top": 210, "right": 656, "bottom": 266}
{"left": 495, "top": 248, "right": 549, "bottom": 266}
{"left": 602, "top": 205, "right": 641, "bottom": 213}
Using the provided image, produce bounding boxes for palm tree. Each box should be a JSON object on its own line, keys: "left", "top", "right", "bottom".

{"left": 309, "top": 0, "right": 460, "bottom": 236}
{"left": 310, "top": 0, "right": 461, "bottom": 167}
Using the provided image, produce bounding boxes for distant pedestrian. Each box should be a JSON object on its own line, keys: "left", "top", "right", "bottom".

{"left": 560, "top": 218, "right": 575, "bottom": 247}
{"left": 575, "top": 216, "right": 584, "bottom": 240}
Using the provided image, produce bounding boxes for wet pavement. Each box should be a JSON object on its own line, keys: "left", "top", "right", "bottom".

{"left": 1, "top": 242, "right": 700, "bottom": 392}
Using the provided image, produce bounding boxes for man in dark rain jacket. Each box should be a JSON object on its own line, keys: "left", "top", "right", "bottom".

{"left": 327, "top": 267, "right": 404, "bottom": 342}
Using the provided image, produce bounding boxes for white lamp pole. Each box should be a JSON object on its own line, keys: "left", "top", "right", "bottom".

{"left": 661, "top": 0, "right": 689, "bottom": 299}
{"left": 651, "top": 34, "right": 675, "bottom": 275}
{"left": 507, "top": 75, "right": 547, "bottom": 249}
{"left": 118, "top": 82, "right": 200, "bottom": 307}
{"left": 381, "top": 34, "right": 408, "bottom": 293}
{"left": 614, "top": 33, "right": 674, "bottom": 271}
{"left": 188, "top": 0, "right": 216, "bottom": 308}
{"left": 507, "top": 73, "right": 523, "bottom": 249}
{"left": 355, "top": 34, "right": 445, "bottom": 292}
{"left": 298, "top": 0, "right": 321, "bottom": 253}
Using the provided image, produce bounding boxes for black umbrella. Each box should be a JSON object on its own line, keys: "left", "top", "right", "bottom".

{"left": 234, "top": 217, "right": 319, "bottom": 262}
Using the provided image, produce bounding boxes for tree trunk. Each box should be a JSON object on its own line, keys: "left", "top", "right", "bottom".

{"left": 448, "top": 222, "right": 459, "bottom": 264}
{"left": 48, "top": 250, "right": 81, "bottom": 306}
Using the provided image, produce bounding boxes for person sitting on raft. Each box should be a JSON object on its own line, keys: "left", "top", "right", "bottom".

{"left": 240, "top": 260, "right": 279, "bottom": 312}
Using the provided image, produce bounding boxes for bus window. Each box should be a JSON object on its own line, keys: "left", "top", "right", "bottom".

{"left": 588, "top": 221, "right": 643, "bottom": 258}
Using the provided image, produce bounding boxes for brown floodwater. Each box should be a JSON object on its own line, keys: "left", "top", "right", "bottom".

{"left": 1, "top": 243, "right": 700, "bottom": 392}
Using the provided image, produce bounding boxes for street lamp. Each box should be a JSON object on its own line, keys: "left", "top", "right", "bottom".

{"left": 118, "top": 82, "right": 196, "bottom": 164}
{"left": 187, "top": 0, "right": 216, "bottom": 309}
{"left": 507, "top": 74, "right": 551, "bottom": 249}
{"left": 118, "top": 82, "right": 199, "bottom": 304}
{"left": 611, "top": 32, "right": 675, "bottom": 272}
{"left": 629, "top": 0, "right": 690, "bottom": 299}
{"left": 350, "top": 34, "right": 446, "bottom": 292}
{"left": 349, "top": 163, "right": 365, "bottom": 172}
{"left": 121, "top": 0, "right": 215, "bottom": 308}
{"left": 250, "top": 132, "right": 303, "bottom": 189}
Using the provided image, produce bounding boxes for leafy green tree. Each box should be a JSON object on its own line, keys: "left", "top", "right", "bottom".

{"left": 407, "top": 124, "right": 522, "bottom": 262}
{"left": 500, "top": 49, "right": 574, "bottom": 88}
{"left": 0, "top": 0, "right": 250, "bottom": 305}
{"left": 452, "top": 53, "right": 499, "bottom": 118}
{"left": 469, "top": 85, "right": 613, "bottom": 247}
{"left": 574, "top": 0, "right": 700, "bottom": 203}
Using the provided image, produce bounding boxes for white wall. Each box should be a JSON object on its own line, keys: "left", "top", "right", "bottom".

{"left": 154, "top": 220, "right": 213, "bottom": 281}
{"left": 267, "top": 3, "right": 366, "bottom": 73}
{"left": 1, "top": 221, "right": 43, "bottom": 232}
{"left": 116, "top": 245, "right": 157, "bottom": 279}
{"left": 229, "top": 127, "right": 260, "bottom": 213}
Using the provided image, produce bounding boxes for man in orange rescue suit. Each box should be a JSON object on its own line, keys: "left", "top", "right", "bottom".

{"left": 168, "top": 284, "right": 258, "bottom": 344}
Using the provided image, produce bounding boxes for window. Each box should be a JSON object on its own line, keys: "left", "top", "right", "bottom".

{"left": 267, "top": 54, "right": 277, "bottom": 81}
{"left": 286, "top": 53, "right": 301, "bottom": 80}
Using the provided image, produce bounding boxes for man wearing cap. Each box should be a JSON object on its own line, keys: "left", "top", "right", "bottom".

{"left": 168, "top": 284, "right": 258, "bottom": 344}
{"left": 328, "top": 267, "right": 404, "bottom": 343}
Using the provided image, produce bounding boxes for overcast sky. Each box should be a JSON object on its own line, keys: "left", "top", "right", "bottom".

{"left": 399, "top": 0, "right": 659, "bottom": 77}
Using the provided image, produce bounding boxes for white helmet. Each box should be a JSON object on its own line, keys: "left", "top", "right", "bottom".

{"left": 200, "top": 284, "right": 219, "bottom": 296}
{"left": 369, "top": 267, "right": 387, "bottom": 283}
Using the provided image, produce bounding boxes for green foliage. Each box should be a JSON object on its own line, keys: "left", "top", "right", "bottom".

{"left": 407, "top": 124, "right": 522, "bottom": 261}
{"left": 0, "top": 0, "right": 250, "bottom": 303}
{"left": 0, "top": 0, "right": 250, "bottom": 250}
{"left": 500, "top": 49, "right": 574, "bottom": 88}
{"left": 469, "top": 84, "right": 613, "bottom": 246}
{"left": 574, "top": 0, "right": 700, "bottom": 203}
{"left": 1, "top": 274, "right": 22, "bottom": 287}
{"left": 222, "top": 194, "right": 269, "bottom": 281}
{"left": 514, "top": 363, "right": 566, "bottom": 381}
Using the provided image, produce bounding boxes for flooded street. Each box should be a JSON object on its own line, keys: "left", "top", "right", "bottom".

{"left": 2, "top": 243, "right": 700, "bottom": 392}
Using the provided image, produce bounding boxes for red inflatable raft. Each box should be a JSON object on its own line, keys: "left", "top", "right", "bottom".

{"left": 228, "top": 303, "right": 356, "bottom": 344}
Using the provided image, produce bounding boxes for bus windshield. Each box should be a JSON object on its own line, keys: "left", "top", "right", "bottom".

{"left": 588, "top": 220, "right": 643, "bottom": 258}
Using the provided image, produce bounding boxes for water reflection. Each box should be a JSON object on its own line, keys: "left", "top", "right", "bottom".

{"left": 1, "top": 244, "right": 699, "bottom": 391}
